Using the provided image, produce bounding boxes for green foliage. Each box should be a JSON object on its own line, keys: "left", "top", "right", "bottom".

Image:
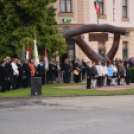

{"left": 0, "top": 0, "right": 67, "bottom": 60}
{"left": 130, "top": 68, "right": 134, "bottom": 83}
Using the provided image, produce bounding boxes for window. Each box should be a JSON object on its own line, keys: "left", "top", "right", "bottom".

{"left": 122, "top": 0, "right": 127, "bottom": 18}
{"left": 60, "top": 0, "right": 72, "bottom": 13}
{"left": 99, "top": 0, "right": 104, "bottom": 15}
{"left": 122, "top": 42, "right": 128, "bottom": 59}
{"left": 98, "top": 42, "right": 106, "bottom": 57}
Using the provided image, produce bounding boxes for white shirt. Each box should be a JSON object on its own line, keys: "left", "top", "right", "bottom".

{"left": 57, "top": 65, "right": 61, "bottom": 70}
{"left": 11, "top": 62, "right": 19, "bottom": 75}
{"left": 96, "top": 65, "right": 103, "bottom": 76}
{"left": 102, "top": 66, "right": 108, "bottom": 75}
{"left": 112, "top": 65, "right": 117, "bottom": 73}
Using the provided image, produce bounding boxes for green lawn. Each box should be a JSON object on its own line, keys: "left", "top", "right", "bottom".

{"left": 0, "top": 83, "right": 134, "bottom": 98}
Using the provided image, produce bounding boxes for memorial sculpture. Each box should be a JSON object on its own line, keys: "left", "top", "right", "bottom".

{"left": 64, "top": 24, "right": 127, "bottom": 63}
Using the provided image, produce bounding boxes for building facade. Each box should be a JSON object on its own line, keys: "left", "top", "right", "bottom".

{"left": 53, "top": 0, "right": 134, "bottom": 62}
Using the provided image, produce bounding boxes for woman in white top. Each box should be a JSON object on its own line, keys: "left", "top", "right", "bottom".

{"left": 102, "top": 62, "right": 108, "bottom": 86}
{"left": 55, "top": 62, "right": 62, "bottom": 84}
{"left": 111, "top": 61, "right": 118, "bottom": 86}
{"left": 11, "top": 58, "right": 19, "bottom": 89}
{"left": 96, "top": 61, "right": 103, "bottom": 87}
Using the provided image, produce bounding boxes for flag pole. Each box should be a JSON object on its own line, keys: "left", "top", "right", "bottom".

{"left": 97, "top": 14, "right": 99, "bottom": 25}
{"left": 45, "top": 71, "right": 47, "bottom": 85}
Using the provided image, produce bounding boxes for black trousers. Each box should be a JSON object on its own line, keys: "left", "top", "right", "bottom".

{"left": 79, "top": 71, "right": 82, "bottom": 82}
{"left": 1, "top": 80, "right": 7, "bottom": 92}
{"left": 17, "top": 77, "right": 22, "bottom": 89}
{"left": 97, "top": 76, "right": 102, "bottom": 87}
{"left": 117, "top": 76, "right": 120, "bottom": 85}
{"left": 107, "top": 76, "right": 111, "bottom": 86}
{"left": 87, "top": 76, "right": 91, "bottom": 89}
{"left": 63, "top": 72, "right": 70, "bottom": 83}
{"left": 13, "top": 75, "right": 17, "bottom": 90}
{"left": 74, "top": 75, "right": 79, "bottom": 83}
{"left": 126, "top": 76, "right": 130, "bottom": 85}
{"left": 23, "top": 77, "right": 30, "bottom": 88}
{"left": 82, "top": 69, "right": 86, "bottom": 80}
{"left": 7, "top": 80, "right": 12, "bottom": 91}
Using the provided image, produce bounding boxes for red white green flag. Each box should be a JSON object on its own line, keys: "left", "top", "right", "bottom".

{"left": 94, "top": 0, "right": 100, "bottom": 17}
{"left": 26, "top": 44, "right": 31, "bottom": 63}
{"left": 44, "top": 48, "right": 49, "bottom": 70}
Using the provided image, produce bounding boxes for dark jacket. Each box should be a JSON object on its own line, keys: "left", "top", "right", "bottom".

{"left": 82, "top": 62, "right": 87, "bottom": 70}
{"left": 92, "top": 66, "right": 98, "bottom": 76}
{"left": 36, "top": 64, "right": 45, "bottom": 77}
{"left": 5, "top": 62, "right": 13, "bottom": 82}
{"left": 73, "top": 62, "right": 79, "bottom": 70}
{"left": 23, "top": 63, "right": 31, "bottom": 78}
{"left": 63, "top": 63, "right": 70, "bottom": 72}
{"left": 55, "top": 65, "right": 61, "bottom": 78}
{"left": 0, "top": 65, "right": 8, "bottom": 81}
{"left": 126, "top": 67, "right": 131, "bottom": 76}
{"left": 17, "top": 64, "right": 23, "bottom": 78}
{"left": 86, "top": 66, "right": 93, "bottom": 77}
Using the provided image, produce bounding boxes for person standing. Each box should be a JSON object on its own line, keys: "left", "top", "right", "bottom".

{"left": 11, "top": 58, "right": 19, "bottom": 90}
{"left": 29, "top": 59, "right": 36, "bottom": 77}
{"left": 120, "top": 62, "right": 126, "bottom": 84}
{"left": 36, "top": 60, "right": 45, "bottom": 85}
{"left": 55, "top": 62, "right": 62, "bottom": 84}
{"left": 126, "top": 63, "right": 131, "bottom": 85}
{"left": 82, "top": 59, "right": 87, "bottom": 80}
{"left": 73, "top": 58, "right": 79, "bottom": 83}
{"left": 5, "top": 57, "right": 13, "bottom": 91}
{"left": 17, "top": 59, "right": 23, "bottom": 89}
{"left": 102, "top": 62, "right": 108, "bottom": 87}
{"left": 48, "top": 61, "right": 55, "bottom": 84}
{"left": 86, "top": 62, "right": 92, "bottom": 89}
{"left": 0, "top": 60, "right": 7, "bottom": 92}
{"left": 23, "top": 60, "right": 31, "bottom": 88}
{"left": 77, "top": 58, "right": 82, "bottom": 82}
{"left": 111, "top": 61, "right": 118, "bottom": 86}
{"left": 96, "top": 61, "right": 103, "bottom": 87}
{"left": 63, "top": 59, "right": 70, "bottom": 83}
{"left": 107, "top": 63, "right": 113, "bottom": 86}
{"left": 91, "top": 62, "right": 98, "bottom": 89}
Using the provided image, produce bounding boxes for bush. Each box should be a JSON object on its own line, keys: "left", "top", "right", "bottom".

{"left": 130, "top": 67, "right": 134, "bottom": 83}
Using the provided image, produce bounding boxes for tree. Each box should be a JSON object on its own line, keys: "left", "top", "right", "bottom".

{"left": 0, "top": 0, "right": 67, "bottom": 59}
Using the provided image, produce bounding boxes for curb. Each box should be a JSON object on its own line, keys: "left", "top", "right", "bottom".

{"left": 0, "top": 94, "right": 134, "bottom": 100}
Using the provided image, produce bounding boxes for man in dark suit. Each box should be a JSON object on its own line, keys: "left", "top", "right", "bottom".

{"left": 0, "top": 60, "right": 7, "bottom": 92}
{"left": 82, "top": 59, "right": 87, "bottom": 80}
{"left": 126, "top": 63, "right": 131, "bottom": 85}
{"left": 63, "top": 59, "right": 70, "bottom": 83}
{"left": 17, "top": 59, "right": 23, "bottom": 89}
{"left": 5, "top": 57, "right": 13, "bottom": 91}
{"left": 48, "top": 61, "right": 55, "bottom": 84}
{"left": 36, "top": 60, "right": 45, "bottom": 85}
{"left": 23, "top": 60, "right": 31, "bottom": 88}
{"left": 86, "top": 62, "right": 93, "bottom": 89}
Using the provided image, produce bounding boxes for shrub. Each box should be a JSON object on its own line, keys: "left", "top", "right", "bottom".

{"left": 130, "top": 67, "right": 134, "bottom": 83}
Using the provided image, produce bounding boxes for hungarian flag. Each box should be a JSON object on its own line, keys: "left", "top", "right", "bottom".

{"left": 94, "top": 0, "right": 100, "bottom": 17}
{"left": 26, "top": 44, "right": 31, "bottom": 63}
{"left": 44, "top": 48, "right": 49, "bottom": 70}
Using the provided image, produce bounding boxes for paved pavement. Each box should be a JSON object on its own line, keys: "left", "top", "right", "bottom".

{"left": 56, "top": 84, "right": 134, "bottom": 90}
{"left": 0, "top": 96, "right": 134, "bottom": 134}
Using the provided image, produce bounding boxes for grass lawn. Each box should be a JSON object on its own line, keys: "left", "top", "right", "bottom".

{"left": 0, "top": 83, "right": 134, "bottom": 98}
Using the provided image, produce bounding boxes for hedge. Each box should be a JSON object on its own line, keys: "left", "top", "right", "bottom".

{"left": 130, "top": 67, "right": 134, "bottom": 83}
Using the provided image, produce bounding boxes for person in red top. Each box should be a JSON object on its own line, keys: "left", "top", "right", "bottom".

{"left": 28, "top": 59, "right": 36, "bottom": 77}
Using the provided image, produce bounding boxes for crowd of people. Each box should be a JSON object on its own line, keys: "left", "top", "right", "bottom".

{"left": 0, "top": 56, "right": 134, "bottom": 92}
